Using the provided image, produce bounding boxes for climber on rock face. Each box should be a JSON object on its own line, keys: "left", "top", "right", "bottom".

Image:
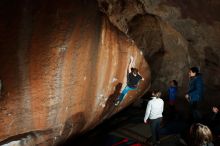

{"left": 114, "top": 56, "right": 144, "bottom": 106}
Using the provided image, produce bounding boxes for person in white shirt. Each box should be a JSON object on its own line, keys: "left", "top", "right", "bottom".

{"left": 144, "top": 89, "right": 164, "bottom": 146}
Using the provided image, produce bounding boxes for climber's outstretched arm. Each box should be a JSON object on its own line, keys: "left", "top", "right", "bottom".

{"left": 128, "top": 56, "right": 134, "bottom": 73}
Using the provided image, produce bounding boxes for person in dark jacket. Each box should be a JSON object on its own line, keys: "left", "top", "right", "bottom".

{"left": 206, "top": 106, "right": 220, "bottom": 136}
{"left": 211, "top": 106, "right": 220, "bottom": 135}
{"left": 185, "top": 67, "right": 204, "bottom": 122}
{"left": 115, "top": 56, "right": 144, "bottom": 106}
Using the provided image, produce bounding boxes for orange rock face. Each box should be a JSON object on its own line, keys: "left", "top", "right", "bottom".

{"left": 0, "top": 0, "right": 150, "bottom": 145}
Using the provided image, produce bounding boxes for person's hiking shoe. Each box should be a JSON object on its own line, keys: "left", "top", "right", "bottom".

{"left": 156, "top": 141, "right": 160, "bottom": 144}
{"left": 179, "top": 138, "right": 187, "bottom": 146}
{"left": 114, "top": 100, "right": 120, "bottom": 106}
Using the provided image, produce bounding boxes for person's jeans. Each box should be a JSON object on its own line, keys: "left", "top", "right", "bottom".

{"left": 189, "top": 101, "right": 202, "bottom": 123}
{"left": 118, "top": 85, "right": 136, "bottom": 102}
{"left": 150, "top": 117, "right": 162, "bottom": 144}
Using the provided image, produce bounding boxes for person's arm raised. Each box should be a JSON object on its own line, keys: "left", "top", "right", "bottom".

{"left": 128, "top": 56, "right": 134, "bottom": 73}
